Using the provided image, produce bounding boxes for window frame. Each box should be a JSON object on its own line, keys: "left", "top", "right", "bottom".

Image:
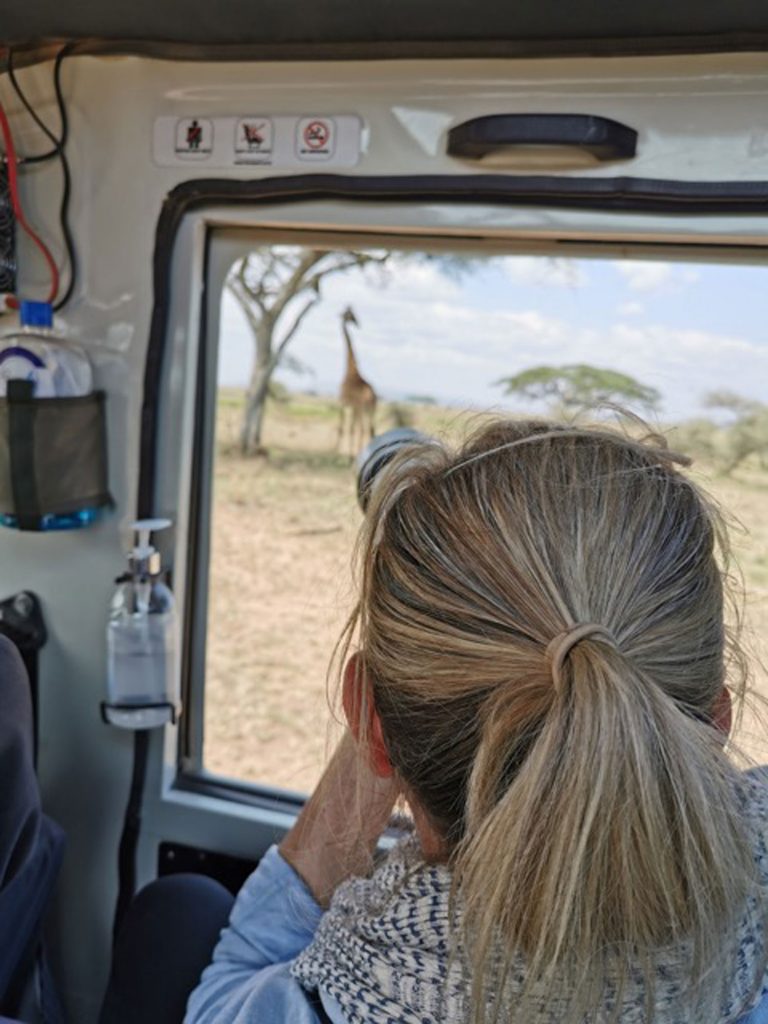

{"left": 141, "top": 174, "right": 768, "bottom": 816}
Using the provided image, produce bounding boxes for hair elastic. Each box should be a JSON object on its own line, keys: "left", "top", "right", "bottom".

{"left": 546, "top": 623, "right": 617, "bottom": 693}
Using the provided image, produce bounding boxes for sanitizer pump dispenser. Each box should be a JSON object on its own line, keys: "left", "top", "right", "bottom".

{"left": 103, "top": 519, "right": 180, "bottom": 729}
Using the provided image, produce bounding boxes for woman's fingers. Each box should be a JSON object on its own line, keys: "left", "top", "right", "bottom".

{"left": 278, "top": 732, "right": 399, "bottom": 905}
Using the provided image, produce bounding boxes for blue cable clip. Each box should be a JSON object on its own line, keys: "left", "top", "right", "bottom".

{"left": 18, "top": 301, "right": 53, "bottom": 329}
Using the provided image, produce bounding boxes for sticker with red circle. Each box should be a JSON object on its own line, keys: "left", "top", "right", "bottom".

{"left": 154, "top": 114, "right": 361, "bottom": 168}
{"left": 297, "top": 117, "right": 336, "bottom": 160}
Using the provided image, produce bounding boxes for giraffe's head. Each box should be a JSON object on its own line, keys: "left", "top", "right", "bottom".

{"left": 341, "top": 306, "right": 359, "bottom": 328}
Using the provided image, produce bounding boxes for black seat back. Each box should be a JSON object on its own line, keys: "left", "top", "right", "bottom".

{"left": 0, "top": 634, "right": 65, "bottom": 1021}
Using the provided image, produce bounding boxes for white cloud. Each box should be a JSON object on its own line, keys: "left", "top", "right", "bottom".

{"left": 616, "top": 262, "right": 701, "bottom": 294}
{"left": 378, "top": 260, "right": 461, "bottom": 300}
{"left": 219, "top": 255, "right": 768, "bottom": 421}
{"left": 502, "top": 256, "right": 586, "bottom": 289}
{"left": 617, "top": 301, "right": 644, "bottom": 318}
{"left": 617, "top": 261, "right": 674, "bottom": 292}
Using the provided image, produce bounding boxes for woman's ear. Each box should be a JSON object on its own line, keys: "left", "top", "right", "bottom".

{"left": 712, "top": 685, "right": 733, "bottom": 738}
{"left": 342, "top": 653, "right": 395, "bottom": 779}
{"left": 341, "top": 653, "right": 365, "bottom": 743}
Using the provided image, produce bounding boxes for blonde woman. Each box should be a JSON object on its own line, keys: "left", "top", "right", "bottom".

{"left": 109, "top": 418, "right": 768, "bottom": 1024}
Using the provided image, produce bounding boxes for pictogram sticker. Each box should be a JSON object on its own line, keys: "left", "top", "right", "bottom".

{"left": 296, "top": 117, "right": 336, "bottom": 160}
{"left": 154, "top": 114, "right": 360, "bottom": 168}
{"left": 234, "top": 118, "right": 274, "bottom": 164}
{"left": 174, "top": 117, "right": 214, "bottom": 157}
{"left": 303, "top": 120, "right": 330, "bottom": 149}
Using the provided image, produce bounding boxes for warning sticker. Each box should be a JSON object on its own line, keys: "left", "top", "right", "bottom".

{"left": 234, "top": 118, "right": 274, "bottom": 164}
{"left": 174, "top": 117, "right": 214, "bottom": 158}
{"left": 296, "top": 117, "right": 336, "bottom": 161}
{"left": 154, "top": 115, "right": 361, "bottom": 168}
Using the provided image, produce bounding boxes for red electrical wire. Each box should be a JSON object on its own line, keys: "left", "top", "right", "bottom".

{"left": 0, "top": 99, "right": 60, "bottom": 308}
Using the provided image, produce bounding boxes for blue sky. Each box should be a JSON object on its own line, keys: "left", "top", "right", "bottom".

{"left": 218, "top": 252, "right": 768, "bottom": 423}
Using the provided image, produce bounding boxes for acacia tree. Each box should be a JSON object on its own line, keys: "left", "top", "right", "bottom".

{"left": 704, "top": 390, "right": 768, "bottom": 474}
{"left": 495, "top": 364, "right": 661, "bottom": 413}
{"left": 227, "top": 247, "right": 388, "bottom": 455}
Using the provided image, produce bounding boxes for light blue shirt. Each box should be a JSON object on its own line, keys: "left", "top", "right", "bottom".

{"left": 184, "top": 845, "right": 340, "bottom": 1024}
{"left": 185, "top": 845, "right": 768, "bottom": 1024}
{"left": 749, "top": 996, "right": 768, "bottom": 1024}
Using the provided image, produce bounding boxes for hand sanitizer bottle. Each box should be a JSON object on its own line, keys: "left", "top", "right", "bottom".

{"left": 104, "top": 519, "right": 180, "bottom": 729}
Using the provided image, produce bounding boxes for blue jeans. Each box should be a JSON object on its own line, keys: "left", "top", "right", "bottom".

{"left": 99, "top": 873, "right": 234, "bottom": 1024}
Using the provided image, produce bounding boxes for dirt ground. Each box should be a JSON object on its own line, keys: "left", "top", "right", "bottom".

{"left": 204, "top": 392, "right": 768, "bottom": 793}
{"left": 203, "top": 394, "right": 360, "bottom": 792}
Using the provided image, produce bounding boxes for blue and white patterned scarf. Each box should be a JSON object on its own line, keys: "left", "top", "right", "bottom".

{"left": 292, "top": 835, "right": 467, "bottom": 1023}
{"left": 292, "top": 774, "right": 768, "bottom": 1024}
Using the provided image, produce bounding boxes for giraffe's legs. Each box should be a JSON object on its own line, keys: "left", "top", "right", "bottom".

{"left": 360, "top": 408, "right": 372, "bottom": 452}
{"left": 349, "top": 407, "right": 362, "bottom": 460}
{"left": 336, "top": 404, "right": 347, "bottom": 454}
{"left": 336, "top": 403, "right": 376, "bottom": 457}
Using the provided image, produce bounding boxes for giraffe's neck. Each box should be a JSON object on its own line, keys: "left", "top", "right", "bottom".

{"left": 342, "top": 322, "right": 360, "bottom": 377}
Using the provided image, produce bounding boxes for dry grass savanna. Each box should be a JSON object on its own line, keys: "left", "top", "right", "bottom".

{"left": 204, "top": 390, "right": 768, "bottom": 793}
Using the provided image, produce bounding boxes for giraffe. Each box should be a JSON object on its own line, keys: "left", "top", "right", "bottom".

{"left": 337, "top": 306, "right": 377, "bottom": 456}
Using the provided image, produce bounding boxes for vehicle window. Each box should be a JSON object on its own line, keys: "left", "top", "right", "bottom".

{"left": 201, "top": 243, "right": 768, "bottom": 793}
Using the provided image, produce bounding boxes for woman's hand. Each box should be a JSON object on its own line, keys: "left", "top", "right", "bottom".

{"left": 278, "top": 731, "right": 399, "bottom": 906}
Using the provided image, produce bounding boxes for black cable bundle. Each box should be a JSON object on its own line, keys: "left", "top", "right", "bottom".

{"left": 6, "top": 48, "right": 76, "bottom": 311}
{"left": 0, "top": 162, "right": 15, "bottom": 295}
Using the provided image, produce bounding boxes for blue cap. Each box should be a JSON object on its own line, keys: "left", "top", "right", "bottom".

{"left": 19, "top": 300, "right": 53, "bottom": 329}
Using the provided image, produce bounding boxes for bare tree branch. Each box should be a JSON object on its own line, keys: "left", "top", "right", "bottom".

{"left": 228, "top": 273, "right": 264, "bottom": 335}
{"left": 268, "top": 249, "right": 328, "bottom": 323}
{"left": 231, "top": 257, "right": 266, "bottom": 312}
{"left": 269, "top": 297, "right": 322, "bottom": 371}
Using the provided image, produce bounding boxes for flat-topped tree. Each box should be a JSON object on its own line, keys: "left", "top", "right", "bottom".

{"left": 495, "top": 364, "right": 661, "bottom": 414}
{"left": 704, "top": 390, "right": 768, "bottom": 474}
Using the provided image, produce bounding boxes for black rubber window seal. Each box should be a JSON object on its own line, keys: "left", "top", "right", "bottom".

{"left": 136, "top": 170, "right": 768, "bottom": 786}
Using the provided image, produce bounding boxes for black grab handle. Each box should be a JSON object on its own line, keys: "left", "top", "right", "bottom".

{"left": 447, "top": 114, "right": 638, "bottom": 162}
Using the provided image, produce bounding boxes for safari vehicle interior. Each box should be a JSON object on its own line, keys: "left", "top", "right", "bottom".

{"left": 2, "top": 2, "right": 768, "bottom": 1020}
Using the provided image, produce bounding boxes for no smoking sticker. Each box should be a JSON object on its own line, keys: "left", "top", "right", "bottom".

{"left": 296, "top": 117, "right": 336, "bottom": 160}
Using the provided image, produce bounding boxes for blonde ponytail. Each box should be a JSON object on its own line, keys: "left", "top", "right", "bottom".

{"left": 346, "top": 418, "right": 764, "bottom": 1023}
{"left": 459, "top": 637, "right": 753, "bottom": 1022}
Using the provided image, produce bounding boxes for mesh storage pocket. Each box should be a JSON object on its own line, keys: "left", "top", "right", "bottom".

{"left": 0, "top": 388, "right": 111, "bottom": 530}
